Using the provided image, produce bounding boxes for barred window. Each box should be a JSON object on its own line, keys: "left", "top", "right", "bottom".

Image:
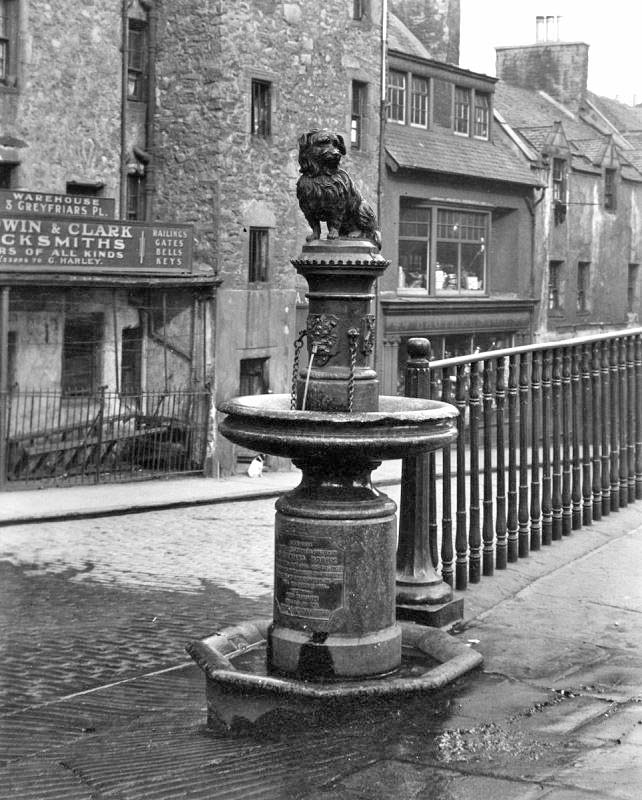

{"left": 128, "top": 19, "right": 148, "bottom": 101}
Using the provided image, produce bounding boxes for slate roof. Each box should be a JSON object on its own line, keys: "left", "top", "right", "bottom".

{"left": 385, "top": 122, "right": 540, "bottom": 186}
{"left": 387, "top": 13, "right": 431, "bottom": 60}
{"left": 585, "top": 92, "right": 642, "bottom": 133}
{"left": 494, "top": 83, "right": 642, "bottom": 182}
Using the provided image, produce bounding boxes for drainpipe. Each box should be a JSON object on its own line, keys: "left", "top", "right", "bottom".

{"left": 0, "top": 287, "right": 9, "bottom": 487}
{"left": 375, "top": 0, "right": 388, "bottom": 372}
{"left": 119, "top": 0, "right": 129, "bottom": 218}
{"left": 144, "top": 0, "right": 158, "bottom": 220}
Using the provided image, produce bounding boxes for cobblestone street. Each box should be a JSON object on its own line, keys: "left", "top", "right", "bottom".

{"left": 1, "top": 487, "right": 641, "bottom": 800}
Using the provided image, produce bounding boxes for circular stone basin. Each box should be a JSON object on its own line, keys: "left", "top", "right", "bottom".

{"left": 218, "top": 394, "right": 458, "bottom": 462}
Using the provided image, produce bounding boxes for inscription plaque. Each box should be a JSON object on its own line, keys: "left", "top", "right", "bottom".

{"left": 275, "top": 530, "right": 344, "bottom": 621}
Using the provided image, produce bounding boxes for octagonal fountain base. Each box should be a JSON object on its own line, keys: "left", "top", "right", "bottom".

{"left": 187, "top": 619, "right": 483, "bottom": 734}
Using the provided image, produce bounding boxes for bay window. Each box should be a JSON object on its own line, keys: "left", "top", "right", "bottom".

{"left": 435, "top": 210, "right": 487, "bottom": 293}
{"left": 398, "top": 205, "right": 430, "bottom": 290}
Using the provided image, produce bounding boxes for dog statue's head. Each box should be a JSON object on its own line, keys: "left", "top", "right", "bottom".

{"left": 298, "top": 129, "right": 346, "bottom": 176}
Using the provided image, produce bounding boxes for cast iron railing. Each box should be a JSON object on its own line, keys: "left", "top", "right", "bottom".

{"left": 399, "top": 329, "right": 642, "bottom": 591}
{"left": 0, "top": 388, "right": 211, "bottom": 488}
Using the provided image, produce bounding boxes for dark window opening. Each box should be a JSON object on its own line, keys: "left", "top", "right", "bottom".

{"left": 351, "top": 81, "right": 367, "bottom": 149}
{"left": 628, "top": 264, "right": 639, "bottom": 313}
{"left": 0, "top": 162, "right": 15, "bottom": 188}
{"left": 251, "top": 80, "right": 272, "bottom": 137}
{"left": 604, "top": 168, "right": 617, "bottom": 211}
{"left": 126, "top": 173, "right": 146, "bottom": 220}
{"left": 127, "top": 18, "right": 148, "bottom": 101}
{"left": 240, "top": 357, "right": 269, "bottom": 396}
{"left": 121, "top": 326, "right": 142, "bottom": 395}
{"left": 353, "top": 0, "right": 367, "bottom": 20}
{"left": 66, "top": 181, "right": 103, "bottom": 197}
{"left": 62, "top": 315, "right": 103, "bottom": 396}
{"left": 577, "top": 261, "right": 590, "bottom": 313}
{"left": 0, "top": 0, "right": 17, "bottom": 85}
{"left": 249, "top": 227, "right": 269, "bottom": 282}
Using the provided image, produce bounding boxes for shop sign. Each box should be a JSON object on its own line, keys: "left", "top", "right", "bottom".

{"left": 0, "top": 215, "right": 194, "bottom": 273}
{"left": 0, "top": 190, "right": 116, "bottom": 219}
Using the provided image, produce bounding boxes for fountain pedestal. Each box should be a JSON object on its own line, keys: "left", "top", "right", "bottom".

{"left": 187, "top": 236, "right": 480, "bottom": 731}
{"left": 271, "top": 458, "right": 399, "bottom": 678}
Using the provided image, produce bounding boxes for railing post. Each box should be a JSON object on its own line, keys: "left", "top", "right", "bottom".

{"left": 581, "top": 343, "right": 593, "bottom": 525}
{"left": 609, "top": 338, "right": 620, "bottom": 511}
{"left": 635, "top": 334, "right": 642, "bottom": 500}
{"left": 396, "top": 338, "right": 463, "bottom": 627}
{"left": 455, "top": 363, "right": 469, "bottom": 588}
{"left": 619, "top": 337, "right": 629, "bottom": 506}
{"left": 495, "top": 356, "right": 508, "bottom": 570}
{"left": 600, "top": 340, "right": 612, "bottom": 516}
{"left": 627, "top": 336, "right": 636, "bottom": 503}
{"left": 482, "top": 359, "right": 494, "bottom": 576}
{"left": 571, "top": 346, "right": 583, "bottom": 529}
{"left": 506, "top": 354, "right": 519, "bottom": 561}
{"left": 562, "top": 348, "right": 573, "bottom": 535}
{"left": 468, "top": 361, "right": 482, "bottom": 581}
{"left": 541, "top": 350, "right": 553, "bottom": 544}
{"left": 552, "top": 348, "right": 563, "bottom": 540}
{"left": 440, "top": 367, "right": 454, "bottom": 586}
{"left": 530, "top": 350, "right": 542, "bottom": 550}
{"left": 518, "top": 352, "right": 530, "bottom": 556}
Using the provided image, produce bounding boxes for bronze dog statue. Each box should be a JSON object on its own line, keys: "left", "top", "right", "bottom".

{"left": 296, "top": 129, "right": 381, "bottom": 248}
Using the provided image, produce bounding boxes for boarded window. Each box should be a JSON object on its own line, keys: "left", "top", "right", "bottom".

{"left": 249, "top": 228, "right": 269, "bottom": 282}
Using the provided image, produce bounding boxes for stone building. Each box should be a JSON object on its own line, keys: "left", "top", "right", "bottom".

{"left": 376, "top": 13, "right": 542, "bottom": 392}
{"left": 151, "top": 0, "right": 384, "bottom": 474}
{"left": 0, "top": 0, "right": 217, "bottom": 486}
{"left": 494, "top": 26, "right": 642, "bottom": 340}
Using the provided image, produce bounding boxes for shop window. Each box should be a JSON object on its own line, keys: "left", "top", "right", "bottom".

{"left": 0, "top": 0, "right": 18, "bottom": 86}
{"left": 454, "top": 87, "right": 470, "bottom": 135}
{"left": 127, "top": 18, "right": 148, "bottom": 101}
{"left": 435, "top": 209, "right": 487, "bottom": 294}
{"left": 473, "top": 92, "right": 490, "bottom": 138}
{"left": 410, "top": 76, "right": 429, "bottom": 128}
{"left": 628, "top": 264, "right": 639, "bottom": 313}
{"left": 61, "top": 314, "right": 103, "bottom": 396}
{"left": 604, "top": 168, "right": 617, "bottom": 211}
{"left": 66, "top": 181, "right": 103, "bottom": 197}
{"left": 398, "top": 204, "right": 430, "bottom": 291}
{"left": 251, "top": 79, "right": 272, "bottom": 137}
{"left": 548, "top": 261, "right": 564, "bottom": 313}
{"left": 387, "top": 70, "right": 406, "bottom": 124}
{"left": 577, "top": 262, "right": 590, "bottom": 313}
{"left": 351, "top": 81, "right": 367, "bottom": 149}
{"left": 240, "top": 357, "right": 269, "bottom": 396}
{"left": 249, "top": 227, "right": 269, "bottom": 282}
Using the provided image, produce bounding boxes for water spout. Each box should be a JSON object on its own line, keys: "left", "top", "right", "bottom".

{"left": 301, "top": 343, "right": 317, "bottom": 411}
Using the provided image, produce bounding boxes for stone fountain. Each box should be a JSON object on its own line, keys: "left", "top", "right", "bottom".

{"left": 187, "top": 131, "right": 482, "bottom": 732}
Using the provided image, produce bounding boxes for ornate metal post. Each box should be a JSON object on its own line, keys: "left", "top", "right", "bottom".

{"left": 396, "top": 338, "right": 463, "bottom": 627}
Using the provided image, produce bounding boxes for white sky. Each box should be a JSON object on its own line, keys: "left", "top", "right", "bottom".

{"left": 459, "top": 0, "right": 641, "bottom": 104}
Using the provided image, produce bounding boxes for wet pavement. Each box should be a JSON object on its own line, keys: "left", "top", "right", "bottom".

{"left": 1, "top": 477, "right": 641, "bottom": 799}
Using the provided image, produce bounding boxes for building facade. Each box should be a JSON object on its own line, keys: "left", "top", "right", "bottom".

{"left": 376, "top": 14, "right": 541, "bottom": 393}
{"left": 495, "top": 31, "right": 642, "bottom": 341}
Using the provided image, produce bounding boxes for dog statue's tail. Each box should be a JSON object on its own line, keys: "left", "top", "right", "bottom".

{"left": 358, "top": 199, "right": 382, "bottom": 250}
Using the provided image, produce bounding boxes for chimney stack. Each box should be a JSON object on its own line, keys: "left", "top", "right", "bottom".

{"left": 496, "top": 16, "right": 588, "bottom": 109}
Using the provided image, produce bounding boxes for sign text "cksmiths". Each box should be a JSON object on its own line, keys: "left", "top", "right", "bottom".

{"left": 0, "top": 217, "right": 194, "bottom": 273}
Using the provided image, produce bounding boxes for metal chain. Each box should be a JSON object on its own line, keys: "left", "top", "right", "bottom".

{"left": 290, "top": 329, "right": 307, "bottom": 409}
{"left": 347, "top": 328, "right": 359, "bottom": 412}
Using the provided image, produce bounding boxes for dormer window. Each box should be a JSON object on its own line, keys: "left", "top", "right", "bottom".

{"left": 387, "top": 70, "right": 406, "bottom": 124}
{"left": 552, "top": 158, "right": 566, "bottom": 202}
{"left": 410, "top": 76, "right": 429, "bottom": 127}
{"left": 604, "top": 168, "right": 617, "bottom": 211}
{"left": 454, "top": 87, "right": 470, "bottom": 135}
{"left": 474, "top": 92, "right": 490, "bottom": 139}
